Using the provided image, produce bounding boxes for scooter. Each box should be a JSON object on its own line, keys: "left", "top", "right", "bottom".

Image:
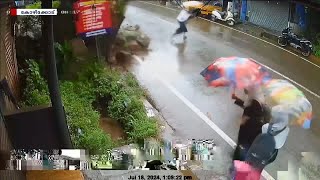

{"left": 211, "top": 8, "right": 235, "bottom": 26}
{"left": 277, "top": 27, "right": 313, "bottom": 57}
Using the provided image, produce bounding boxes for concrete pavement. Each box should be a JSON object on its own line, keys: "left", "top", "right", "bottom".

{"left": 124, "top": 1, "right": 320, "bottom": 179}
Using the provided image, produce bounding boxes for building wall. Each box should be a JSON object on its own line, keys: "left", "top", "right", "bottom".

{"left": 0, "top": 5, "right": 25, "bottom": 180}
{"left": 246, "top": 0, "right": 289, "bottom": 32}
{"left": 288, "top": 2, "right": 320, "bottom": 41}
{"left": 0, "top": 7, "right": 20, "bottom": 101}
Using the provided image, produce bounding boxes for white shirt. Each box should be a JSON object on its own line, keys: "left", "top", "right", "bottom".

{"left": 262, "top": 123, "right": 289, "bottom": 149}
{"left": 177, "top": 10, "right": 192, "bottom": 22}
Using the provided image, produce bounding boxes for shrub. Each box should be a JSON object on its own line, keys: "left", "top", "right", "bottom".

{"left": 20, "top": 59, "right": 50, "bottom": 106}
{"left": 60, "top": 81, "right": 114, "bottom": 153}
{"left": 17, "top": 16, "right": 42, "bottom": 38}
{"left": 78, "top": 129, "right": 114, "bottom": 155}
{"left": 314, "top": 44, "right": 320, "bottom": 58}
{"left": 22, "top": 58, "right": 158, "bottom": 152}
{"left": 314, "top": 34, "right": 320, "bottom": 58}
{"left": 77, "top": 61, "right": 106, "bottom": 82}
{"left": 26, "top": 0, "right": 61, "bottom": 9}
{"left": 107, "top": 92, "right": 158, "bottom": 142}
{"left": 123, "top": 73, "right": 145, "bottom": 97}
{"left": 77, "top": 62, "right": 158, "bottom": 142}
{"left": 54, "top": 41, "right": 76, "bottom": 78}
{"left": 126, "top": 112, "right": 158, "bottom": 141}
{"left": 22, "top": 60, "right": 114, "bottom": 154}
{"left": 78, "top": 62, "right": 158, "bottom": 144}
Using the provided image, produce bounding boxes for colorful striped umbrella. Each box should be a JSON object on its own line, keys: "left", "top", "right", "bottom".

{"left": 262, "top": 79, "right": 312, "bottom": 129}
{"left": 200, "top": 57, "right": 271, "bottom": 89}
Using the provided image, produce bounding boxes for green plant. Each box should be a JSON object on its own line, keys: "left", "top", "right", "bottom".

{"left": 313, "top": 34, "right": 320, "bottom": 58}
{"left": 78, "top": 64, "right": 159, "bottom": 142}
{"left": 21, "top": 59, "right": 50, "bottom": 106}
{"left": 117, "top": 0, "right": 127, "bottom": 17}
{"left": 26, "top": 0, "right": 61, "bottom": 9}
{"left": 107, "top": 90, "right": 157, "bottom": 141}
{"left": 17, "top": 16, "right": 42, "bottom": 38}
{"left": 60, "top": 81, "right": 114, "bottom": 153}
{"left": 54, "top": 41, "right": 77, "bottom": 79}
{"left": 123, "top": 73, "right": 145, "bottom": 97}
{"left": 26, "top": 1, "right": 41, "bottom": 9}
{"left": 314, "top": 44, "right": 320, "bottom": 58}
{"left": 53, "top": 0, "right": 61, "bottom": 8}
{"left": 77, "top": 61, "right": 106, "bottom": 82}
{"left": 21, "top": 58, "right": 159, "bottom": 152}
{"left": 126, "top": 112, "right": 158, "bottom": 141}
{"left": 22, "top": 60, "right": 115, "bottom": 154}
{"left": 78, "top": 129, "right": 114, "bottom": 155}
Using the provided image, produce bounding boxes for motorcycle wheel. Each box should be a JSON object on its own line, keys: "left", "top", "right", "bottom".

{"left": 211, "top": 16, "right": 216, "bottom": 21}
{"left": 205, "top": 14, "right": 212, "bottom": 20}
{"left": 227, "top": 20, "right": 235, "bottom": 26}
{"left": 301, "top": 48, "right": 311, "bottom": 57}
{"left": 277, "top": 37, "right": 287, "bottom": 47}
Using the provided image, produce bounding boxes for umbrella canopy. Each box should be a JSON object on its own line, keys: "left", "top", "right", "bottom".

{"left": 182, "top": 1, "right": 204, "bottom": 8}
{"left": 262, "top": 79, "right": 312, "bottom": 129}
{"left": 200, "top": 57, "right": 271, "bottom": 89}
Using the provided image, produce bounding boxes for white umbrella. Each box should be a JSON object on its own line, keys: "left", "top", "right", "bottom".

{"left": 182, "top": 1, "right": 203, "bottom": 8}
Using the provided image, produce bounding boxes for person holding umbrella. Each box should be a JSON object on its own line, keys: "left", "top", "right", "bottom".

{"left": 171, "top": 8, "right": 200, "bottom": 40}
{"left": 231, "top": 88, "right": 270, "bottom": 161}
{"left": 199, "top": 57, "right": 273, "bottom": 161}
{"left": 260, "top": 105, "right": 290, "bottom": 163}
{"left": 232, "top": 106, "right": 290, "bottom": 180}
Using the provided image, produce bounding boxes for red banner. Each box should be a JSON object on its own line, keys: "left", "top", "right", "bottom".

{"left": 73, "top": 0, "right": 112, "bottom": 37}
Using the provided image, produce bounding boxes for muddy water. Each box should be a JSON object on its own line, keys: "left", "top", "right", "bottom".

{"left": 100, "top": 117, "right": 126, "bottom": 140}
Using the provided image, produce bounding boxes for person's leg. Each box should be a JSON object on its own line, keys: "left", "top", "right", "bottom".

{"left": 181, "top": 21, "right": 188, "bottom": 39}
{"left": 172, "top": 21, "right": 183, "bottom": 38}
{"left": 233, "top": 144, "right": 242, "bottom": 160}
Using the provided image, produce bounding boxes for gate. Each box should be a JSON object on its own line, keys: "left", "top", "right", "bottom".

{"left": 246, "top": 0, "right": 290, "bottom": 32}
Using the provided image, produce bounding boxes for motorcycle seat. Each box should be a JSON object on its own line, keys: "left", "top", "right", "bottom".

{"left": 217, "top": 11, "right": 226, "bottom": 18}
{"left": 300, "top": 39, "right": 310, "bottom": 43}
{"left": 294, "top": 36, "right": 306, "bottom": 42}
{"left": 289, "top": 36, "right": 310, "bottom": 43}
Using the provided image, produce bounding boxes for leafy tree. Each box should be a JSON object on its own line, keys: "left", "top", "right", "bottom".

{"left": 25, "top": 0, "right": 61, "bottom": 9}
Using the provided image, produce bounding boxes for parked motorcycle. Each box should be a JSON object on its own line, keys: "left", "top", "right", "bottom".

{"left": 211, "top": 8, "right": 235, "bottom": 26}
{"left": 277, "top": 27, "right": 313, "bottom": 57}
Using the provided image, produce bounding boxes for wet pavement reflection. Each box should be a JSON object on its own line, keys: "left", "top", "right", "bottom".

{"left": 125, "top": 1, "right": 320, "bottom": 179}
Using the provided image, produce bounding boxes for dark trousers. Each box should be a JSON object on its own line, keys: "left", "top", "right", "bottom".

{"left": 174, "top": 21, "right": 188, "bottom": 35}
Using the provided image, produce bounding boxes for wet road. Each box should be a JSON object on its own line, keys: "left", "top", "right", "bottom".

{"left": 125, "top": 1, "right": 320, "bottom": 179}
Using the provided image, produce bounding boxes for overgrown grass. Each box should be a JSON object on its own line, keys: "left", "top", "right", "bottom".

{"left": 21, "top": 60, "right": 114, "bottom": 154}
{"left": 21, "top": 57, "right": 158, "bottom": 154}
{"left": 78, "top": 61, "right": 158, "bottom": 142}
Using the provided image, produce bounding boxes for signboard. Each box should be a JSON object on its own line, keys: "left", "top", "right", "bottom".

{"left": 73, "top": 0, "right": 112, "bottom": 38}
